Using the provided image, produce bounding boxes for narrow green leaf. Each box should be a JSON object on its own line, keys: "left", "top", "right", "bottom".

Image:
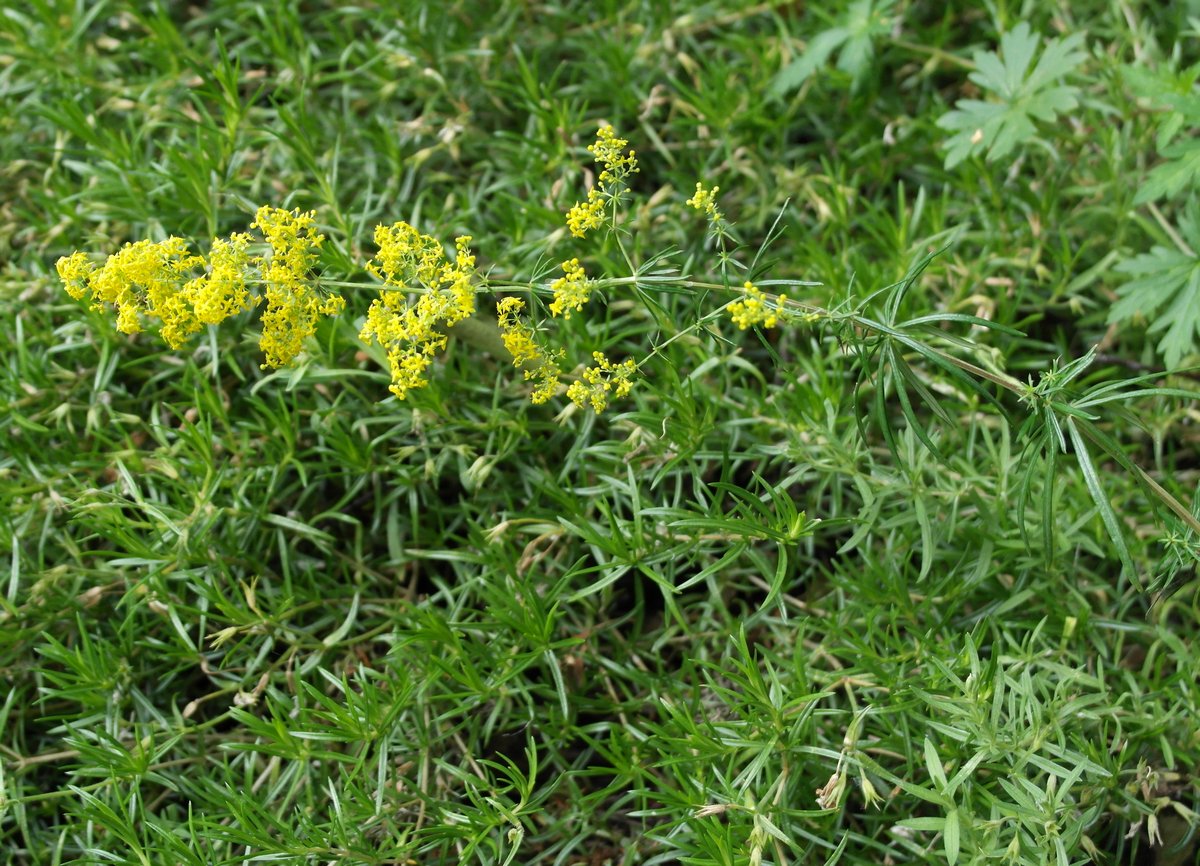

{"left": 1066, "top": 418, "right": 1136, "bottom": 579}
{"left": 924, "top": 738, "right": 948, "bottom": 790}
{"left": 944, "top": 808, "right": 961, "bottom": 865}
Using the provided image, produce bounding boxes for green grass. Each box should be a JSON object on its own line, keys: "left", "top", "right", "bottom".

{"left": 2, "top": 1, "right": 1199, "bottom": 864}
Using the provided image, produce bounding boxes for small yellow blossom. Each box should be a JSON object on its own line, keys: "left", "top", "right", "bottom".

{"left": 252, "top": 206, "right": 343, "bottom": 368}
{"left": 496, "top": 297, "right": 540, "bottom": 366}
{"left": 369, "top": 221, "right": 444, "bottom": 288}
{"left": 526, "top": 359, "right": 564, "bottom": 404}
{"left": 566, "top": 351, "right": 637, "bottom": 414}
{"left": 360, "top": 222, "right": 479, "bottom": 399}
{"left": 728, "top": 281, "right": 786, "bottom": 330}
{"left": 496, "top": 296, "right": 563, "bottom": 404}
{"left": 253, "top": 206, "right": 323, "bottom": 279}
{"left": 565, "top": 125, "right": 639, "bottom": 238}
{"left": 549, "top": 258, "right": 592, "bottom": 319}
{"left": 453, "top": 235, "right": 475, "bottom": 271}
{"left": 686, "top": 182, "right": 723, "bottom": 222}
{"left": 68, "top": 237, "right": 205, "bottom": 348}
{"left": 444, "top": 235, "right": 477, "bottom": 328}
{"left": 589, "top": 125, "right": 638, "bottom": 186}
{"left": 186, "top": 232, "right": 256, "bottom": 325}
{"left": 566, "top": 190, "right": 606, "bottom": 239}
{"left": 55, "top": 252, "right": 95, "bottom": 300}
{"left": 57, "top": 206, "right": 345, "bottom": 367}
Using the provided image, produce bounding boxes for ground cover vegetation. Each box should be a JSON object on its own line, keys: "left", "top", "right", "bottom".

{"left": 1, "top": 1, "right": 1199, "bottom": 863}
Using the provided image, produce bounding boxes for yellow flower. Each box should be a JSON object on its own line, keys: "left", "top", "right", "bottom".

{"left": 253, "top": 206, "right": 323, "bottom": 279}
{"left": 71, "top": 237, "right": 204, "bottom": 348}
{"left": 526, "top": 359, "right": 563, "bottom": 405}
{"left": 686, "top": 182, "right": 723, "bottom": 223}
{"left": 549, "top": 258, "right": 592, "bottom": 319}
{"left": 566, "top": 351, "right": 637, "bottom": 414}
{"left": 369, "top": 221, "right": 444, "bottom": 288}
{"left": 360, "top": 222, "right": 478, "bottom": 399}
{"left": 56, "top": 252, "right": 95, "bottom": 300}
{"left": 186, "top": 232, "right": 256, "bottom": 325}
{"left": 57, "top": 207, "right": 344, "bottom": 366}
{"left": 565, "top": 125, "right": 639, "bottom": 238}
{"left": 495, "top": 296, "right": 563, "bottom": 404}
{"left": 496, "top": 297, "right": 540, "bottom": 365}
{"left": 590, "top": 125, "right": 638, "bottom": 185}
{"left": 566, "top": 190, "right": 605, "bottom": 239}
{"left": 728, "top": 281, "right": 785, "bottom": 330}
{"left": 251, "top": 206, "right": 343, "bottom": 368}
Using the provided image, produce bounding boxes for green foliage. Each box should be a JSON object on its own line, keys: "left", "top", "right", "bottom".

{"left": 770, "top": 0, "right": 894, "bottom": 95}
{"left": 1109, "top": 198, "right": 1200, "bottom": 368}
{"left": 937, "top": 22, "right": 1088, "bottom": 168}
{"left": 1125, "top": 62, "right": 1200, "bottom": 203}
{"left": 2, "top": 2, "right": 1199, "bottom": 866}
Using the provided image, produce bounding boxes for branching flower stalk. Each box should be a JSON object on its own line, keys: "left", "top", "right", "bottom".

{"left": 54, "top": 129, "right": 1197, "bottom": 585}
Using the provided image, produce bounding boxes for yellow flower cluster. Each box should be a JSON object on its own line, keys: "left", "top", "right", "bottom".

{"left": 359, "top": 223, "right": 478, "bottom": 400}
{"left": 728, "top": 281, "right": 786, "bottom": 330}
{"left": 565, "top": 125, "right": 639, "bottom": 238}
{"left": 567, "top": 191, "right": 605, "bottom": 238}
{"left": 686, "top": 182, "right": 723, "bottom": 223}
{"left": 253, "top": 206, "right": 343, "bottom": 368}
{"left": 53, "top": 130, "right": 689, "bottom": 417}
{"left": 549, "top": 258, "right": 592, "bottom": 319}
{"left": 55, "top": 206, "right": 345, "bottom": 367}
{"left": 566, "top": 351, "right": 638, "bottom": 414}
{"left": 56, "top": 237, "right": 206, "bottom": 349}
{"left": 591, "top": 125, "right": 639, "bottom": 186}
{"left": 496, "top": 297, "right": 563, "bottom": 404}
{"left": 189, "top": 233, "right": 254, "bottom": 325}
{"left": 367, "top": 221, "right": 445, "bottom": 287}
{"left": 496, "top": 297, "right": 539, "bottom": 365}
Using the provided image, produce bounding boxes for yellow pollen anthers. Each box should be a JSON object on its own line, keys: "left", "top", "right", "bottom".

{"left": 728, "top": 281, "right": 787, "bottom": 330}
{"left": 686, "top": 182, "right": 723, "bottom": 223}
{"left": 565, "top": 125, "right": 639, "bottom": 238}
{"left": 549, "top": 258, "right": 592, "bottom": 319}
{"left": 359, "top": 221, "right": 479, "bottom": 400}
{"left": 252, "top": 206, "right": 343, "bottom": 369}
{"left": 566, "top": 351, "right": 638, "bottom": 414}
{"left": 496, "top": 297, "right": 563, "bottom": 404}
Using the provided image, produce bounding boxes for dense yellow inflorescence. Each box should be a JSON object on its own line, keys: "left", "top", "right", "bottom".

{"left": 565, "top": 125, "right": 639, "bottom": 238}
{"left": 56, "top": 237, "right": 206, "bottom": 348}
{"left": 56, "top": 129, "right": 796, "bottom": 415}
{"left": 54, "top": 207, "right": 344, "bottom": 366}
{"left": 253, "top": 207, "right": 343, "bottom": 368}
{"left": 549, "top": 258, "right": 592, "bottom": 319}
{"left": 566, "top": 190, "right": 605, "bottom": 239}
{"left": 686, "top": 182, "right": 723, "bottom": 223}
{"left": 566, "top": 351, "right": 638, "bottom": 414}
{"left": 496, "top": 297, "right": 563, "bottom": 404}
{"left": 358, "top": 223, "right": 479, "bottom": 400}
{"left": 188, "top": 233, "right": 254, "bottom": 326}
{"left": 728, "top": 281, "right": 786, "bottom": 330}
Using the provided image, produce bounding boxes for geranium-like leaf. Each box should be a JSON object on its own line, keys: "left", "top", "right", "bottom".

{"left": 1109, "top": 198, "right": 1200, "bottom": 369}
{"left": 771, "top": 0, "right": 894, "bottom": 95}
{"left": 937, "top": 22, "right": 1087, "bottom": 168}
